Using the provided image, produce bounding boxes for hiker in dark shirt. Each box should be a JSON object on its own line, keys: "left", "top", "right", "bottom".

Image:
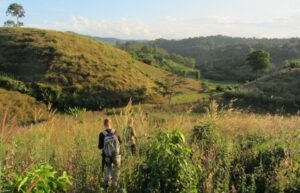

{"left": 98, "top": 118, "right": 122, "bottom": 189}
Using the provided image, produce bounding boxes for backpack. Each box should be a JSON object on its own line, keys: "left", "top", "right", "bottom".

{"left": 103, "top": 129, "right": 120, "bottom": 157}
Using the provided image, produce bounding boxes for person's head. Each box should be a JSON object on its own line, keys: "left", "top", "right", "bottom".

{"left": 104, "top": 118, "right": 112, "bottom": 129}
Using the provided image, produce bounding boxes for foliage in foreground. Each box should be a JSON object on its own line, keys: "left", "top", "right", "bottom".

{"left": 0, "top": 162, "right": 72, "bottom": 193}
{"left": 135, "top": 131, "right": 198, "bottom": 193}
{"left": 0, "top": 103, "right": 300, "bottom": 193}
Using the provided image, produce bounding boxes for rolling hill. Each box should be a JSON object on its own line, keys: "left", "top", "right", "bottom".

{"left": 245, "top": 68, "right": 300, "bottom": 100}
{"left": 224, "top": 68, "right": 300, "bottom": 113}
{"left": 0, "top": 28, "right": 201, "bottom": 110}
{"left": 152, "top": 36, "right": 300, "bottom": 82}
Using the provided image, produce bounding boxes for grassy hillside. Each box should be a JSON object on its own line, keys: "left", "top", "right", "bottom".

{"left": 0, "top": 88, "right": 49, "bottom": 125}
{"left": 224, "top": 68, "right": 300, "bottom": 113}
{"left": 0, "top": 28, "right": 200, "bottom": 109}
{"left": 246, "top": 68, "right": 300, "bottom": 100}
{"left": 153, "top": 36, "right": 300, "bottom": 82}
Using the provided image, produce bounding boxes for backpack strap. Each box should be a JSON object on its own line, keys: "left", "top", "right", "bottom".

{"left": 102, "top": 129, "right": 115, "bottom": 136}
{"left": 102, "top": 130, "right": 108, "bottom": 136}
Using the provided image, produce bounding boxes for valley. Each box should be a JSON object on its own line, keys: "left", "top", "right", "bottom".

{"left": 0, "top": 26, "right": 299, "bottom": 193}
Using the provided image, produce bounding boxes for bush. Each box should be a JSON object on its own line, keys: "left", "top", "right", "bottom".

{"left": 284, "top": 60, "right": 300, "bottom": 69}
{"left": 0, "top": 76, "right": 30, "bottom": 93}
{"left": 216, "top": 85, "right": 225, "bottom": 92}
{"left": 0, "top": 162, "right": 72, "bottom": 193}
{"left": 192, "top": 124, "right": 232, "bottom": 192}
{"left": 64, "top": 106, "right": 87, "bottom": 117}
{"left": 230, "top": 134, "right": 295, "bottom": 193}
{"left": 31, "top": 83, "right": 62, "bottom": 105}
{"left": 135, "top": 131, "right": 198, "bottom": 193}
{"left": 201, "top": 82, "right": 210, "bottom": 92}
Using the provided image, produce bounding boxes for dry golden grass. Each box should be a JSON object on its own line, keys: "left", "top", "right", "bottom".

{"left": 1, "top": 101, "right": 299, "bottom": 192}
{"left": 0, "top": 88, "right": 50, "bottom": 125}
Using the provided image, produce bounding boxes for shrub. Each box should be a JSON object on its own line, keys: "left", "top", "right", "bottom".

{"left": 192, "top": 124, "right": 220, "bottom": 149}
{"left": 216, "top": 85, "right": 225, "bottom": 92}
{"left": 0, "top": 76, "right": 30, "bottom": 93}
{"left": 0, "top": 162, "right": 72, "bottom": 193}
{"left": 31, "top": 83, "right": 62, "bottom": 105}
{"left": 229, "top": 134, "right": 298, "bottom": 193}
{"left": 284, "top": 60, "right": 300, "bottom": 69}
{"left": 135, "top": 131, "right": 198, "bottom": 193}
{"left": 192, "top": 124, "right": 232, "bottom": 192}
{"left": 201, "top": 82, "right": 210, "bottom": 92}
{"left": 64, "top": 106, "right": 87, "bottom": 117}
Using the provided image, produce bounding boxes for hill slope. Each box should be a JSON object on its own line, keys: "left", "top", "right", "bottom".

{"left": 0, "top": 28, "right": 200, "bottom": 109}
{"left": 224, "top": 68, "right": 300, "bottom": 113}
{"left": 0, "top": 88, "right": 49, "bottom": 125}
{"left": 246, "top": 68, "right": 300, "bottom": 100}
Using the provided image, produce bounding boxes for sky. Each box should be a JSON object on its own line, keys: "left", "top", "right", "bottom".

{"left": 0, "top": 0, "right": 300, "bottom": 40}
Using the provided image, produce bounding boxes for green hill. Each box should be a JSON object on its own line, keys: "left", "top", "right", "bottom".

{"left": 119, "top": 42, "right": 200, "bottom": 79}
{"left": 246, "top": 68, "right": 300, "bottom": 100}
{"left": 152, "top": 36, "right": 300, "bottom": 82}
{"left": 224, "top": 68, "right": 300, "bottom": 113}
{"left": 0, "top": 28, "right": 200, "bottom": 109}
{"left": 0, "top": 88, "right": 49, "bottom": 125}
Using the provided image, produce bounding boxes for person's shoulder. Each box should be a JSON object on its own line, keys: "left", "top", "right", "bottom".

{"left": 99, "top": 130, "right": 107, "bottom": 136}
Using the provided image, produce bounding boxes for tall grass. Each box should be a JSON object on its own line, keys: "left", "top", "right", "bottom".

{"left": 1, "top": 102, "right": 300, "bottom": 192}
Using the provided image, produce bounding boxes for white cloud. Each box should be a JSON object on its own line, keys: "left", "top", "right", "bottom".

{"left": 69, "top": 16, "right": 157, "bottom": 39}
{"left": 32, "top": 13, "right": 300, "bottom": 40}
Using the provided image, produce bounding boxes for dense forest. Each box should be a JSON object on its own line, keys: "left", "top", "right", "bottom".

{"left": 151, "top": 36, "right": 300, "bottom": 81}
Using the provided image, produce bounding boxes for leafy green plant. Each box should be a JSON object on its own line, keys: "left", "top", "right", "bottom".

{"left": 230, "top": 133, "right": 296, "bottom": 193}
{"left": 192, "top": 124, "right": 232, "bottom": 192}
{"left": 135, "top": 131, "right": 198, "bottom": 193}
{"left": 31, "top": 83, "right": 62, "bottom": 105}
{"left": 0, "top": 163, "right": 72, "bottom": 193}
{"left": 0, "top": 76, "right": 30, "bottom": 93}
{"left": 284, "top": 60, "right": 300, "bottom": 69}
{"left": 64, "top": 106, "right": 87, "bottom": 117}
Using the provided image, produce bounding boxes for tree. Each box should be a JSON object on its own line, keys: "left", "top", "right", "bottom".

{"left": 154, "top": 76, "right": 186, "bottom": 104}
{"left": 246, "top": 49, "right": 271, "bottom": 81}
{"left": 3, "top": 20, "right": 16, "bottom": 27}
{"left": 5, "top": 3, "right": 25, "bottom": 27}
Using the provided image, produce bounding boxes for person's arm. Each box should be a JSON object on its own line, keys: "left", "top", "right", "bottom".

{"left": 98, "top": 133, "right": 104, "bottom": 150}
{"left": 131, "top": 127, "right": 137, "bottom": 139}
{"left": 115, "top": 131, "right": 122, "bottom": 144}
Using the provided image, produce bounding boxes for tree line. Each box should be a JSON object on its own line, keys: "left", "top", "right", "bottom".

{"left": 152, "top": 36, "right": 300, "bottom": 82}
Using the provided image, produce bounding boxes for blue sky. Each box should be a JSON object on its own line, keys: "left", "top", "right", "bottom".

{"left": 1, "top": 0, "right": 300, "bottom": 39}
